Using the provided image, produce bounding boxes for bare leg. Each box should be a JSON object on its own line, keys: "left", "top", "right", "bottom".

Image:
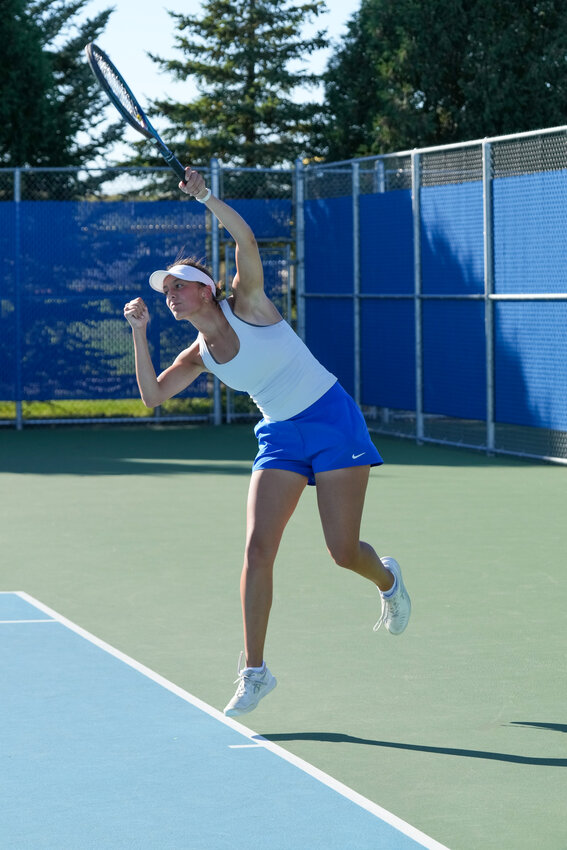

{"left": 315, "top": 466, "right": 394, "bottom": 591}
{"left": 241, "top": 469, "right": 307, "bottom": 667}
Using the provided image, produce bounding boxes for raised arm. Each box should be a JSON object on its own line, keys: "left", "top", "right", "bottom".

{"left": 180, "top": 168, "right": 264, "bottom": 300}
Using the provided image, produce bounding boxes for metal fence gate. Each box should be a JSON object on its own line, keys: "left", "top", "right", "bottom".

{"left": 1, "top": 128, "right": 566, "bottom": 464}
{"left": 299, "top": 126, "right": 567, "bottom": 464}
{"left": 0, "top": 161, "right": 294, "bottom": 428}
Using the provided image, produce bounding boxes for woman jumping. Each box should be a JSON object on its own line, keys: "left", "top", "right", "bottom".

{"left": 123, "top": 167, "right": 411, "bottom": 717}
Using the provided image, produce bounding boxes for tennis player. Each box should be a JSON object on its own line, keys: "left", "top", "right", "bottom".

{"left": 124, "top": 167, "right": 411, "bottom": 717}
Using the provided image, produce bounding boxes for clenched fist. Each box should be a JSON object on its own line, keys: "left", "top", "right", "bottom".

{"left": 124, "top": 297, "right": 150, "bottom": 330}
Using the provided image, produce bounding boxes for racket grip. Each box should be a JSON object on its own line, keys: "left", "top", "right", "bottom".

{"left": 169, "top": 156, "right": 188, "bottom": 183}
{"left": 160, "top": 146, "right": 187, "bottom": 182}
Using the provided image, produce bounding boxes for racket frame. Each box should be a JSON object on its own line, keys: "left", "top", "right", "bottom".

{"left": 85, "top": 42, "right": 186, "bottom": 182}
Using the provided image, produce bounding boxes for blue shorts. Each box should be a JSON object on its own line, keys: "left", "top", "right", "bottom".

{"left": 252, "top": 382, "right": 383, "bottom": 485}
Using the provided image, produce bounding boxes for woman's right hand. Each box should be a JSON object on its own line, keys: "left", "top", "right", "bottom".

{"left": 179, "top": 167, "right": 207, "bottom": 199}
{"left": 124, "top": 297, "right": 150, "bottom": 330}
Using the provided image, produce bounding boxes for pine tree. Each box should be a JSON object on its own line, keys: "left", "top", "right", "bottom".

{"left": 0, "top": 0, "right": 122, "bottom": 187}
{"left": 322, "top": 0, "right": 567, "bottom": 160}
{"left": 35, "top": 0, "right": 124, "bottom": 169}
{"left": 0, "top": 0, "right": 54, "bottom": 168}
{"left": 130, "top": 0, "right": 328, "bottom": 170}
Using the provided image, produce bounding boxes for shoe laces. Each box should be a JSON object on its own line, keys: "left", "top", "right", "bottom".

{"left": 233, "top": 650, "right": 246, "bottom": 688}
{"left": 373, "top": 588, "right": 401, "bottom": 631}
{"left": 233, "top": 650, "right": 258, "bottom": 695}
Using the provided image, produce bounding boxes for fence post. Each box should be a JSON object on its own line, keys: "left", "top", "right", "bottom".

{"left": 294, "top": 158, "right": 306, "bottom": 340}
{"left": 352, "top": 161, "right": 361, "bottom": 406}
{"left": 285, "top": 242, "right": 292, "bottom": 322}
{"left": 210, "top": 157, "right": 222, "bottom": 425}
{"left": 412, "top": 151, "right": 424, "bottom": 442}
{"left": 14, "top": 168, "right": 23, "bottom": 430}
{"left": 483, "top": 141, "right": 495, "bottom": 453}
{"left": 374, "top": 158, "right": 385, "bottom": 194}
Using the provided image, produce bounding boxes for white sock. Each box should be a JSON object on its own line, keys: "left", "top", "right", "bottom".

{"left": 245, "top": 663, "right": 265, "bottom": 674}
{"left": 381, "top": 575, "right": 398, "bottom": 598}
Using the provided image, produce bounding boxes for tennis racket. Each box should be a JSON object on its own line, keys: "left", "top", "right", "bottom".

{"left": 85, "top": 42, "right": 186, "bottom": 182}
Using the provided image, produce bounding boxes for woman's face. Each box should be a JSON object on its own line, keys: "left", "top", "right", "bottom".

{"left": 163, "top": 275, "right": 204, "bottom": 320}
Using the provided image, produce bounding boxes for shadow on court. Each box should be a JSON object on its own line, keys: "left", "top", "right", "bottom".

{"left": 0, "top": 425, "right": 257, "bottom": 476}
{"left": 0, "top": 424, "right": 545, "bottom": 476}
{"left": 257, "top": 730, "right": 567, "bottom": 767}
{"left": 507, "top": 722, "right": 567, "bottom": 734}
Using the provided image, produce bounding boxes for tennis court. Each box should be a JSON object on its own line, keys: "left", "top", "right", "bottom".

{"left": 1, "top": 425, "right": 565, "bottom": 849}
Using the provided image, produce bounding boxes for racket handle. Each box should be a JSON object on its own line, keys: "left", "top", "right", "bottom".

{"left": 162, "top": 149, "right": 187, "bottom": 182}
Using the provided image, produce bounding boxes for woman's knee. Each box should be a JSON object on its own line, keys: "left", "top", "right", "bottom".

{"left": 244, "top": 534, "right": 279, "bottom": 571}
{"left": 326, "top": 539, "right": 360, "bottom": 570}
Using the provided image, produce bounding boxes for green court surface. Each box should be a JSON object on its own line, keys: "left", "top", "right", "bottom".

{"left": 1, "top": 425, "right": 565, "bottom": 849}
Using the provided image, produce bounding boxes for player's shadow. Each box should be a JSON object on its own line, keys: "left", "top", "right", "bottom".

{"left": 507, "top": 722, "right": 567, "bottom": 734}
{"left": 256, "top": 724, "right": 567, "bottom": 767}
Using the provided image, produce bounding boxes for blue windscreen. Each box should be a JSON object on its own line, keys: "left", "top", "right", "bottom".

{"left": 304, "top": 197, "right": 353, "bottom": 294}
{"left": 421, "top": 182, "right": 484, "bottom": 295}
{"left": 304, "top": 297, "right": 354, "bottom": 395}
{"left": 422, "top": 300, "right": 486, "bottom": 420}
{"left": 223, "top": 199, "right": 292, "bottom": 241}
{"left": 360, "top": 191, "right": 414, "bottom": 295}
{"left": 0, "top": 203, "right": 17, "bottom": 399}
{"left": 361, "top": 300, "right": 415, "bottom": 410}
{"left": 495, "top": 301, "right": 567, "bottom": 431}
{"left": 494, "top": 170, "right": 567, "bottom": 294}
{"left": 2, "top": 200, "right": 208, "bottom": 400}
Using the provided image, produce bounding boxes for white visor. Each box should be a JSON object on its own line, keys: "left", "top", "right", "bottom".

{"left": 149, "top": 263, "right": 217, "bottom": 297}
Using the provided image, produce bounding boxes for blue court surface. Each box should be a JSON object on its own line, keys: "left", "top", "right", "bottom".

{"left": 0, "top": 592, "right": 449, "bottom": 850}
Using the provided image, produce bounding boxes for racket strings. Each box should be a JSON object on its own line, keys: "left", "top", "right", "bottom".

{"left": 97, "top": 55, "right": 147, "bottom": 130}
{"left": 86, "top": 42, "right": 185, "bottom": 179}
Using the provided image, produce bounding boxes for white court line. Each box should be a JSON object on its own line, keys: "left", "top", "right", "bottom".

{"left": 0, "top": 619, "right": 55, "bottom": 624}
{"left": 12, "top": 590, "right": 450, "bottom": 850}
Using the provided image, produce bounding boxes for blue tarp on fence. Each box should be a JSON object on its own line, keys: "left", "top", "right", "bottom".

{"left": 2, "top": 178, "right": 566, "bottom": 434}
{"left": 0, "top": 198, "right": 292, "bottom": 402}
{"left": 305, "top": 170, "right": 567, "bottom": 433}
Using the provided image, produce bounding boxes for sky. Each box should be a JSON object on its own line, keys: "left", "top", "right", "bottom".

{"left": 82, "top": 0, "right": 357, "bottom": 111}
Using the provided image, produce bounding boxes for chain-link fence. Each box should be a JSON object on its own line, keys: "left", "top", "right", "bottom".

{"left": 2, "top": 129, "right": 566, "bottom": 464}
{"left": 0, "top": 163, "right": 294, "bottom": 427}
{"left": 300, "top": 126, "right": 567, "bottom": 464}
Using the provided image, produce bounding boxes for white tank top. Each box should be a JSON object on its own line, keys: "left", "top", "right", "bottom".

{"left": 198, "top": 299, "right": 336, "bottom": 421}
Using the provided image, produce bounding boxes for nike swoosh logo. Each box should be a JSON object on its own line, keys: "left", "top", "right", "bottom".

{"left": 352, "top": 452, "right": 366, "bottom": 459}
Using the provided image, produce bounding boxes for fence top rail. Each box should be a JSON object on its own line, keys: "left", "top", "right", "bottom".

{"left": 0, "top": 164, "right": 293, "bottom": 175}
{"left": 305, "top": 124, "right": 567, "bottom": 172}
{"left": 219, "top": 165, "right": 294, "bottom": 174}
{"left": 3, "top": 123, "right": 565, "bottom": 176}
{"left": 0, "top": 165, "right": 181, "bottom": 173}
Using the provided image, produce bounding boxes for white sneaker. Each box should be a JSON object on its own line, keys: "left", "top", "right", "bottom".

{"left": 223, "top": 652, "right": 277, "bottom": 717}
{"left": 374, "top": 556, "right": 411, "bottom": 635}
